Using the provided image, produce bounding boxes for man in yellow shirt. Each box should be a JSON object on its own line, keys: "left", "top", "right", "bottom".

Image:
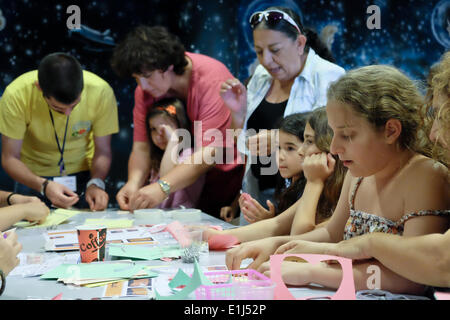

{"left": 0, "top": 52, "right": 119, "bottom": 210}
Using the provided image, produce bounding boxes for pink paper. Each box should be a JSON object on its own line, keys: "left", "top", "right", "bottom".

{"left": 52, "top": 293, "right": 63, "bottom": 300}
{"left": 270, "top": 254, "right": 356, "bottom": 300}
{"left": 435, "top": 292, "right": 450, "bottom": 300}
{"left": 208, "top": 234, "right": 240, "bottom": 250}
{"left": 164, "top": 221, "right": 191, "bottom": 247}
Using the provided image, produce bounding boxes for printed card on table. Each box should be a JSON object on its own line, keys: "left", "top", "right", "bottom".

{"left": 44, "top": 226, "right": 166, "bottom": 251}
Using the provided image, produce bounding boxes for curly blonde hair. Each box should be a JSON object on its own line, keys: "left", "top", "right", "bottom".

{"left": 431, "top": 51, "right": 450, "bottom": 165}
{"left": 327, "top": 65, "right": 428, "bottom": 154}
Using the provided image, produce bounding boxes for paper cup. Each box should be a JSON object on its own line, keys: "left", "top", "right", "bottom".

{"left": 76, "top": 225, "right": 107, "bottom": 263}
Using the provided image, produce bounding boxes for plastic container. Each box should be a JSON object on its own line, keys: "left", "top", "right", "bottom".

{"left": 171, "top": 208, "right": 202, "bottom": 222}
{"left": 195, "top": 269, "right": 275, "bottom": 300}
{"left": 134, "top": 209, "right": 164, "bottom": 224}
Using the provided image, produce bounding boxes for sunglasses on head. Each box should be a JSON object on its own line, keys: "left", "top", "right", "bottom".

{"left": 249, "top": 9, "right": 302, "bottom": 34}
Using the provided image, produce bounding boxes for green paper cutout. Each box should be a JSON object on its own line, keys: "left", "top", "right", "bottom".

{"left": 108, "top": 245, "right": 182, "bottom": 261}
{"left": 40, "top": 263, "right": 152, "bottom": 280}
{"left": 168, "top": 269, "right": 192, "bottom": 290}
{"left": 155, "top": 259, "right": 213, "bottom": 300}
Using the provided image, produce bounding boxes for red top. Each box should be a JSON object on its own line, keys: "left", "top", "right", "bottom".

{"left": 132, "top": 52, "right": 241, "bottom": 171}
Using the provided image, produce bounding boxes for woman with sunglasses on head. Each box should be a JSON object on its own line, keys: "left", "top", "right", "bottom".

{"left": 220, "top": 7, "right": 345, "bottom": 225}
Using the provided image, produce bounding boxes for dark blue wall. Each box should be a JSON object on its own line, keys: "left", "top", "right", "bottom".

{"left": 0, "top": 0, "right": 448, "bottom": 207}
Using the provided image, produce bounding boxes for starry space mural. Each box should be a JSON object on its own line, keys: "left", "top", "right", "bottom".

{"left": 0, "top": 0, "right": 448, "bottom": 207}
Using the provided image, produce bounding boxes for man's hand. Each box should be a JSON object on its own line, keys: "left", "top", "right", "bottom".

{"left": 85, "top": 185, "right": 109, "bottom": 211}
{"left": 44, "top": 180, "right": 79, "bottom": 208}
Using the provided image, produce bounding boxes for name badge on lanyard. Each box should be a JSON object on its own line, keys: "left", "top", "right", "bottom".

{"left": 53, "top": 176, "right": 77, "bottom": 192}
{"left": 48, "top": 108, "right": 76, "bottom": 191}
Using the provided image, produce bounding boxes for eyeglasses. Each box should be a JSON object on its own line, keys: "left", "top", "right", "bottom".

{"left": 249, "top": 9, "right": 302, "bottom": 34}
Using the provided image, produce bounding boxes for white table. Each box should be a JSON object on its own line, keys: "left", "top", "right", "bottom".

{"left": 0, "top": 209, "right": 336, "bottom": 300}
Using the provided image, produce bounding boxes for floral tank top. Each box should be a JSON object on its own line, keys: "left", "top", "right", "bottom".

{"left": 344, "top": 177, "right": 450, "bottom": 240}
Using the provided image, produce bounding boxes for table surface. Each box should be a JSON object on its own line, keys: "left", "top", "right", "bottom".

{"left": 0, "top": 209, "right": 336, "bottom": 300}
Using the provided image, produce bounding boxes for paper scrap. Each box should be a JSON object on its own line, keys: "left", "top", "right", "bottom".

{"left": 14, "top": 209, "right": 81, "bottom": 229}
{"left": 155, "top": 259, "right": 213, "bottom": 300}
{"left": 108, "top": 244, "right": 182, "bottom": 261}
{"left": 103, "top": 278, "right": 153, "bottom": 298}
{"left": 435, "top": 292, "right": 450, "bottom": 300}
{"left": 40, "top": 262, "right": 150, "bottom": 282}
{"left": 84, "top": 218, "right": 134, "bottom": 229}
{"left": 165, "top": 221, "right": 191, "bottom": 247}
{"left": 208, "top": 234, "right": 240, "bottom": 250}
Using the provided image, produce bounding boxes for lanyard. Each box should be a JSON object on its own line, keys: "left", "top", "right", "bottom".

{"left": 48, "top": 109, "right": 70, "bottom": 176}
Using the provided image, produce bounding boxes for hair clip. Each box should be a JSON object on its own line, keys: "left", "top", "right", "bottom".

{"left": 157, "top": 105, "right": 177, "bottom": 116}
{"left": 165, "top": 105, "right": 177, "bottom": 116}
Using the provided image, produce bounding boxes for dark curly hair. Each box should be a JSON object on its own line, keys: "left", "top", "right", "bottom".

{"left": 110, "top": 25, "right": 188, "bottom": 78}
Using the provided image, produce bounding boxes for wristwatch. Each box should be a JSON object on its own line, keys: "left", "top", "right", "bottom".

{"left": 0, "top": 269, "right": 5, "bottom": 296}
{"left": 86, "top": 178, "right": 105, "bottom": 191}
{"left": 157, "top": 179, "right": 171, "bottom": 199}
{"left": 40, "top": 179, "right": 49, "bottom": 197}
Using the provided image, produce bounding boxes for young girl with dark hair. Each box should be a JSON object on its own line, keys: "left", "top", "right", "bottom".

{"left": 145, "top": 98, "right": 204, "bottom": 209}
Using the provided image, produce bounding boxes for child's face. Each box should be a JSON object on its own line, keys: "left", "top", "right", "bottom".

{"left": 276, "top": 130, "right": 304, "bottom": 180}
{"left": 326, "top": 100, "right": 390, "bottom": 177}
{"left": 148, "top": 114, "right": 177, "bottom": 150}
{"left": 430, "top": 92, "right": 448, "bottom": 148}
{"left": 297, "top": 122, "right": 321, "bottom": 157}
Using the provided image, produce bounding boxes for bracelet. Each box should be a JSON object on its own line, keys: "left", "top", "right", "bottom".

{"left": 40, "top": 179, "right": 50, "bottom": 197}
{"left": 6, "top": 193, "right": 15, "bottom": 206}
{"left": 0, "top": 269, "right": 5, "bottom": 296}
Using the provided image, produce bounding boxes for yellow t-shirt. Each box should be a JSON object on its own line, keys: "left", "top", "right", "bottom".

{"left": 0, "top": 70, "right": 119, "bottom": 177}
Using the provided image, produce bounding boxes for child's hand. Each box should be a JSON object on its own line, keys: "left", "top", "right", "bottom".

{"left": 258, "top": 260, "right": 314, "bottom": 287}
{"left": 159, "top": 124, "right": 176, "bottom": 141}
{"left": 21, "top": 201, "right": 50, "bottom": 224}
{"left": 275, "top": 239, "right": 334, "bottom": 255}
{"left": 7, "top": 194, "right": 41, "bottom": 205}
{"left": 220, "top": 206, "right": 237, "bottom": 222}
{"left": 239, "top": 194, "right": 275, "bottom": 223}
{"left": 303, "top": 153, "right": 336, "bottom": 184}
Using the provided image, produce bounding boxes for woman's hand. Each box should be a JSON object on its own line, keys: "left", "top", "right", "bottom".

{"left": 220, "top": 78, "right": 247, "bottom": 114}
{"left": 247, "top": 130, "right": 278, "bottom": 156}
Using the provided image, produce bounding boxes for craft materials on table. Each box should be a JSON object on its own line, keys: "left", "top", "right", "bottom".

{"left": 40, "top": 261, "right": 158, "bottom": 287}
{"left": 44, "top": 226, "right": 171, "bottom": 251}
{"left": 14, "top": 209, "right": 81, "bottom": 228}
